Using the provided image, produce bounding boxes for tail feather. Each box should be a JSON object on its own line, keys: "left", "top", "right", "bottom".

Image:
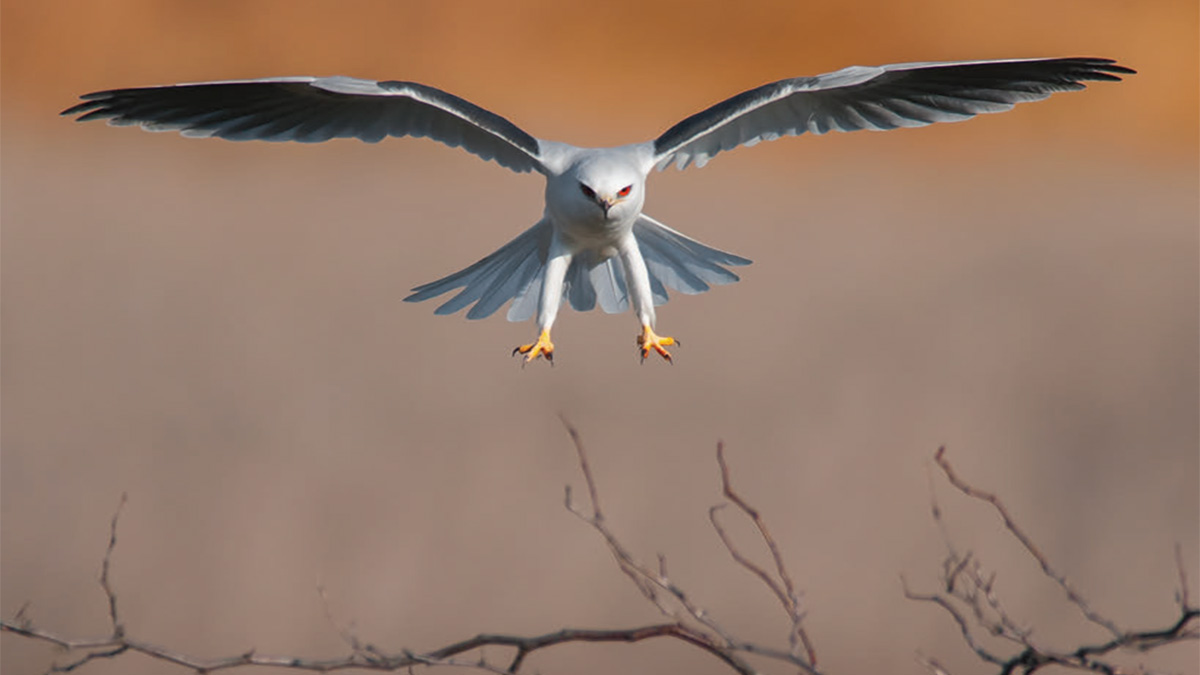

{"left": 587, "top": 255, "right": 633, "bottom": 313}
{"left": 646, "top": 270, "right": 670, "bottom": 305}
{"left": 634, "top": 214, "right": 751, "bottom": 296}
{"left": 565, "top": 252, "right": 599, "bottom": 312}
{"left": 404, "top": 219, "right": 550, "bottom": 320}
{"left": 432, "top": 250, "right": 518, "bottom": 316}
{"left": 506, "top": 271, "right": 543, "bottom": 322}
{"left": 467, "top": 244, "right": 542, "bottom": 319}
{"left": 564, "top": 251, "right": 641, "bottom": 314}
{"left": 404, "top": 214, "right": 750, "bottom": 322}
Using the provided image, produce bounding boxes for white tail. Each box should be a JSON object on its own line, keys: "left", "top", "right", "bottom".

{"left": 404, "top": 214, "right": 750, "bottom": 322}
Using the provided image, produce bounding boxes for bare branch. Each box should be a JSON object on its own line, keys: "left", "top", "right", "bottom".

{"left": 10, "top": 437, "right": 1189, "bottom": 675}
{"left": 6, "top": 619, "right": 776, "bottom": 674}
{"left": 7, "top": 425, "right": 829, "bottom": 675}
{"left": 932, "top": 446, "right": 1122, "bottom": 638}
{"left": 909, "top": 447, "right": 1199, "bottom": 675}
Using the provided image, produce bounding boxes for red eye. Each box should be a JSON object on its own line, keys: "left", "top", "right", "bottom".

{"left": 618, "top": 185, "right": 632, "bottom": 197}
{"left": 580, "top": 184, "right": 595, "bottom": 199}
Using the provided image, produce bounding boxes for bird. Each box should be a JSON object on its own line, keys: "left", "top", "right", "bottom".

{"left": 63, "top": 57, "right": 1132, "bottom": 364}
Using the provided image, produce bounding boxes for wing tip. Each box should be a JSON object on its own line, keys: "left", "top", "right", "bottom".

{"left": 60, "top": 100, "right": 103, "bottom": 118}
{"left": 1072, "top": 57, "right": 1137, "bottom": 81}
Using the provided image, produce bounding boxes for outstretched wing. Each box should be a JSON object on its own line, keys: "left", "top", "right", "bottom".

{"left": 63, "top": 76, "right": 547, "bottom": 174}
{"left": 652, "top": 57, "right": 1134, "bottom": 171}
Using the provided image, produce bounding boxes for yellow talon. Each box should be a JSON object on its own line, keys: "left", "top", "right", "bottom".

{"left": 513, "top": 329, "right": 554, "bottom": 364}
{"left": 637, "top": 325, "right": 676, "bottom": 362}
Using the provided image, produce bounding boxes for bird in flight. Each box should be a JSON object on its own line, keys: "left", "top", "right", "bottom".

{"left": 63, "top": 57, "right": 1132, "bottom": 364}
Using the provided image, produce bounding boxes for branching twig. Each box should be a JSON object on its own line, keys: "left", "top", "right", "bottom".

{"left": 710, "top": 441, "right": 817, "bottom": 666}
{"left": 901, "top": 575, "right": 1007, "bottom": 666}
{"left": 559, "top": 418, "right": 825, "bottom": 674}
{"left": 932, "top": 447, "right": 1123, "bottom": 639}
{"left": 561, "top": 424, "right": 734, "bottom": 643}
{"left": 907, "top": 447, "right": 1199, "bottom": 675}
{"left": 923, "top": 469, "right": 1039, "bottom": 654}
{"left": 560, "top": 419, "right": 760, "bottom": 674}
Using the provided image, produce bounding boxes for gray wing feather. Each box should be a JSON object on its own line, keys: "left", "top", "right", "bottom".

{"left": 653, "top": 57, "right": 1133, "bottom": 170}
{"left": 63, "top": 76, "right": 546, "bottom": 173}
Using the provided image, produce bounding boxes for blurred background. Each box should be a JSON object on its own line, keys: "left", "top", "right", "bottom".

{"left": 3, "top": 1, "right": 1197, "bottom": 673}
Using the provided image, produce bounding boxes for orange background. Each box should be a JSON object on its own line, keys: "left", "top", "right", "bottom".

{"left": 3, "top": 0, "right": 1196, "bottom": 151}
{"left": 3, "top": 2, "right": 1197, "bottom": 675}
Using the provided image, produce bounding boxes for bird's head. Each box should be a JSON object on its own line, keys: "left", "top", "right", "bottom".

{"left": 553, "top": 154, "right": 645, "bottom": 225}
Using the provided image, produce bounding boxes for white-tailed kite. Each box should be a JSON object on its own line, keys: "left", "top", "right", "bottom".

{"left": 63, "top": 57, "right": 1132, "bottom": 363}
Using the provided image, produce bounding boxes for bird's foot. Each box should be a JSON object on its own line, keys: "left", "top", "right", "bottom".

{"left": 513, "top": 329, "right": 554, "bottom": 364}
{"left": 638, "top": 325, "right": 676, "bottom": 363}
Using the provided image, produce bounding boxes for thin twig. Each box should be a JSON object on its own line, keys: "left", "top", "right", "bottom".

{"left": 710, "top": 505, "right": 791, "bottom": 611}
{"left": 913, "top": 650, "right": 952, "bottom": 675}
{"left": 318, "top": 585, "right": 365, "bottom": 656}
{"left": 714, "top": 448, "right": 795, "bottom": 610}
{"left": 100, "top": 493, "right": 127, "bottom": 638}
{"left": 1174, "top": 543, "right": 1191, "bottom": 612}
{"left": 712, "top": 442, "right": 817, "bottom": 667}
{"left": 560, "top": 416, "right": 602, "bottom": 522}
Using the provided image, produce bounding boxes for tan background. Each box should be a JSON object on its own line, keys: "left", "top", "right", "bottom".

{"left": 3, "top": 1, "right": 1197, "bottom": 674}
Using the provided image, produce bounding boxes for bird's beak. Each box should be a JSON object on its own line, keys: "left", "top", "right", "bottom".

{"left": 598, "top": 196, "right": 616, "bottom": 216}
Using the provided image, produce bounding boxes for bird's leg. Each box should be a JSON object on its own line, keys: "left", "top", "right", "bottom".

{"left": 514, "top": 236, "right": 571, "bottom": 364}
{"left": 637, "top": 325, "right": 676, "bottom": 362}
{"left": 617, "top": 235, "right": 676, "bottom": 362}
{"left": 513, "top": 329, "right": 555, "bottom": 363}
